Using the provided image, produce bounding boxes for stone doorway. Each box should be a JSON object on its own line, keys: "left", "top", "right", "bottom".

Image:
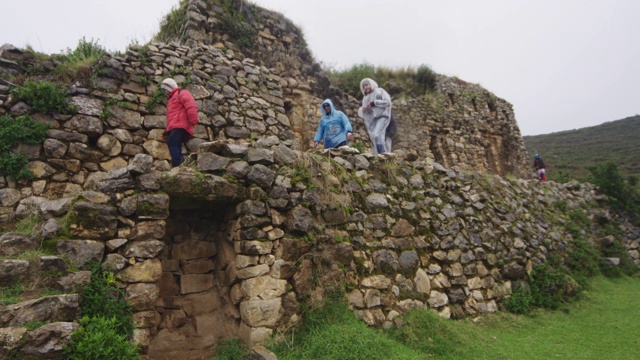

{"left": 147, "top": 207, "right": 240, "bottom": 360}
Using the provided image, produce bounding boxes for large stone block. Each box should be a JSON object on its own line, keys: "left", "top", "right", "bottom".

{"left": 180, "top": 274, "right": 214, "bottom": 294}
{"left": 172, "top": 239, "right": 217, "bottom": 260}
{"left": 239, "top": 298, "right": 281, "bottom": 327}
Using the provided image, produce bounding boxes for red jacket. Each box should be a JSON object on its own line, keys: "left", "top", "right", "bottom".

{"left": 166, "top": 88, "right": 199, "bottom": 135}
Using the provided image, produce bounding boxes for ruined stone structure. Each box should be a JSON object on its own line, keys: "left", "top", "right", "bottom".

{"left": 0, "top": 1, "right": 638, "bottom": 359}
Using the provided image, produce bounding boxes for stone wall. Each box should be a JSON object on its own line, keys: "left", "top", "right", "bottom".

{"left": 2, "top": 140, "right": 639, "bottom": 358}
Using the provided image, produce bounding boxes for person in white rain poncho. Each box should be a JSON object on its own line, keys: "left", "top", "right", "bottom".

{"left": 358, "top": 78, "right": 392, "bottom": 156}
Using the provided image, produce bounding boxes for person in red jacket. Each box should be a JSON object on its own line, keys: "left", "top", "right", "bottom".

{"left": 161, "top": 78, "right": 199, "bottom": 167}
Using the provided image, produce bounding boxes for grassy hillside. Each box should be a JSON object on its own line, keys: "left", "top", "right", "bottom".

{"left": 523, "top": 115, "right": 640, "bottom": 181}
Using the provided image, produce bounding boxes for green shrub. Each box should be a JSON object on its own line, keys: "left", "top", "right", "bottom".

{"left": 44, "top": 37, "right": 107, "bottom": 82}
{"left": 503, "top": 282, "right": 534, "bottom": 314}
{"left": 0, "top": 114, "right": 50, "bottom": 180}
{"left": 64, "top": 316, "right": 141, "bottom": 360}
{"left": 292, "top": 164, "right": 314, "bottom": 189}
{"left": 565, "top": 238, "right": 602, "bottom": 285}
{"left": 588, "top": 162, "right": 640, "bottom": 221}
{"left": 416, "top": 64, "right": 437, "bottom": 92}
{"left": 600, "top": 238, "right": 639, "bottom": 277}
{"left": 12, "top": 79, "right": 76, "bottom": 114}
{"left": 329, "top": 62, "right": 376, "bottom": 99}
{"left": 144, "top": 87, "right": 165, "bottom": 115}
{"left": 63, "top": 36, "right": 107, "bottom": 63}
{"left": 65, "top": 265, "right": 138, "bottom": 359}
{"left": 529, "top": 264, "right": 570, "bottom": 310}
{"left": 79, "top": 266, "right": 134, "bottom": 337}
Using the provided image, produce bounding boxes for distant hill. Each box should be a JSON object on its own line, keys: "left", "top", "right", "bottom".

{"left": 523, "top": 115, "right": 640, "bottom": 181}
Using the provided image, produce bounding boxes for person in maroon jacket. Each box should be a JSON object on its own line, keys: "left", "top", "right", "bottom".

{"left": 161, "top": 78, "right": 199, "bottom": 167}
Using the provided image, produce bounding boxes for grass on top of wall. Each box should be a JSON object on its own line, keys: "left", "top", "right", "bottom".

{"left": 259, "top": 276, "right": 640, "bottom": 360}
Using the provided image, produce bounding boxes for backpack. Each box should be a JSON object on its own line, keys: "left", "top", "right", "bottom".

{"left": 386, "top": 114, "right": 397, "bottom": 137}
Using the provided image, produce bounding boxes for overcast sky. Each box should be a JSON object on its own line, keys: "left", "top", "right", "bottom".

{"left": 2, "top": 0, "right": 639, "bottom": 136}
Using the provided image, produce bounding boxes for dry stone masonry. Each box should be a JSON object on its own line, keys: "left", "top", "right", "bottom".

{"left": 0, "top": 1, "right": 638, "bottom": 359}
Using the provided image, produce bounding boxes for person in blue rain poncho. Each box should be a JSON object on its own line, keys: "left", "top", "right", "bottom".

{"left": 358, "top": 78, "right": 393, "bottom": 156}
{"left": 314, "top": 99, "right": 353, "bottom": 149}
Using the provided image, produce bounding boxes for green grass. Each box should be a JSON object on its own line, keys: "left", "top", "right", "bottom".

{"left": 269, "top": 277, "right": 640, "bottom": 359}
{"left": 271, "top": 293, "right": 424, "bottom": 360}
{"left": 0, "top": 283, "right": 24, "bottom": 305}
{"left": 328, "top": 62, "right": 438, "bottom": 100}
{"left": 455, "top": 276, "right": 640, "bottom": 359}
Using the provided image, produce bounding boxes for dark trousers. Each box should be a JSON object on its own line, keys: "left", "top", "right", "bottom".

{"left": 166, "top": 128, "right": 189, "bottom": 167}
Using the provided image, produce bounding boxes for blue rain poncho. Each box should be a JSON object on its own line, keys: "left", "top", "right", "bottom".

{"left": 314, "top": 99, "right": 353, "bottom": 149}
{"left": 358, "top": 78, "right": 392, "bottom": 155}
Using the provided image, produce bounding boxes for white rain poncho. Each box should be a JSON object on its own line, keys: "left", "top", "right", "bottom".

{"left": 314, "top": 99, "right": 353, "bottom": 149}
{"left": 357, "top": 78, "right": 392, "bottom": 155}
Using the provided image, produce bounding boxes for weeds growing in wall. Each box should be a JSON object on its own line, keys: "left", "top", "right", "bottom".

{"left": 154, "top": 0, "right": 188, "bottom": 43}
{"left": 64, "top": 265, "right": 139, "bottom": 359}
{"left": 145, "top": 87, "right": 166, "bottom": 114}
{"left": 0, "top": 114, "right": 50, "bottom": 180}
{"left": 217, "top": 0, "right": 260, "bottom": 49}
{"left": 11, "top": 80, "right": 76, "bottom": 114}
{"left": 12, "top": 38, "right": 106, "bottom": 83}
{"left": 56, "top": 37, "right": 107, "bottom": 82}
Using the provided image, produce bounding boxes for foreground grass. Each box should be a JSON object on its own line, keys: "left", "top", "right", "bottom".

{"left": 270, "top": 277, "right": 640, "bottom": 360}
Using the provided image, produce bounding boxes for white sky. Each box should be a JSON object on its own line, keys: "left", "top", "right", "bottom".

{"left": 1, "top": 0, "right": 639, "bottom": 136}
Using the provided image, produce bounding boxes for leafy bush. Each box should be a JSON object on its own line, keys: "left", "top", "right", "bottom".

{"left": 64, "top": 316, "right": 141, "bottom": 360}
{"left": 529, "top": 264, "right": 570, "bottom": 310}
{"left": 54, "top": 37, "right": 106, "bottom": 83}
{"left": 144, "top": 87, "right": 166, "bottom": 115}
{"left": 503, "top": 282, "right": 534, "bottom": 314}
{"left": 600, "top": 238, "right": 639, "bottom": 277}
{"left": 588, "top": 161, "right": 640, "bottom": 221}
{"left": 12, "top": 79, "right": 75, "bottom": 114}
{"left": 0, "top": 115, "right": 50, "bottom": 180}
{"left": 63, "top": 36, "right": 107, "bottom": 63}
{"left": 416, "top": 64, "right": 437, "bottom": 92}
{"left": 65, "top": 266, "right": 138, "bottom": 359}
{"left": 565, "top": 238, "right": 602, "bottom": 285}
{"left": 79, "top": 266, "right": 134, "bottom": 337}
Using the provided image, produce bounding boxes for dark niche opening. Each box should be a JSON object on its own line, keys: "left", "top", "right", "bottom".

{"left": 147, "top": 207, "right": 240, "bottom": 360}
